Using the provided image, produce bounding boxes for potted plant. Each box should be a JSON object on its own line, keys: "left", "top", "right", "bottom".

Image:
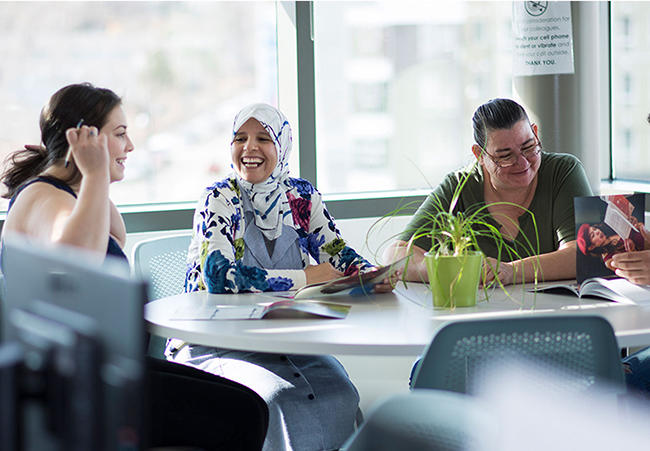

{"left": 388, "top": 159, "right": 540, "bottom": 309}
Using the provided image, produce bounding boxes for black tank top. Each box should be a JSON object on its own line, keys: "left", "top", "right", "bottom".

{"left": 8, "top": 176, "right": 127, "bottom": 261}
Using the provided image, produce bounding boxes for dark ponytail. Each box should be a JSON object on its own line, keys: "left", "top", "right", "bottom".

{"left": 1, "top": 145, "right": 52, "bottom": 199}
{"left": 2, "top": 82, "right": 121, "bottom": 199}
{"left": 472, "top": 98, "right": 530, "bottom": 149}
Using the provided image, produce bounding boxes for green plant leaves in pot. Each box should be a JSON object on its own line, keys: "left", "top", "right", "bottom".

{"left": 424, "top": 251, "right": 483, "bottom": 308}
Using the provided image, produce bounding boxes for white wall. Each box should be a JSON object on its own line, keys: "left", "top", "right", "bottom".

{"left": 127, "top": 215, "right": 418, "bottom": 413}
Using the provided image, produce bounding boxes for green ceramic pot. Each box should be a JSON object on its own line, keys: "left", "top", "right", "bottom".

{"left": 424, "top": 251, "right": 483, "bottom": 308}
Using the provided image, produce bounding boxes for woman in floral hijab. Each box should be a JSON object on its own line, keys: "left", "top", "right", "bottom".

{"left": 171, "top": 103, "right": 383, "bottom": 451}
{"left": 184, "top": 102, "right": 375, "bottom": 293}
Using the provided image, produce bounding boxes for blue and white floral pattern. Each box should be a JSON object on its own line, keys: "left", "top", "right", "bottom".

{"left": 185, "top": 176, "right": 373, "bottom": 294}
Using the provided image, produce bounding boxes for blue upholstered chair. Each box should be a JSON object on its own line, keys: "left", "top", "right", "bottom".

{"left": 411, "top": 315, "right": 626, "bottom": 396}
{"left": 131, "top": 233, "right": 192, "bottom": 357}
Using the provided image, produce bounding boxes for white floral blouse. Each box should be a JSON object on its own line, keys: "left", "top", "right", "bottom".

{"left": 184, "top": 176, "right": 373, "bottom": 293}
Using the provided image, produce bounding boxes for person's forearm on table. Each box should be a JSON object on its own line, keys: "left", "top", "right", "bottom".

{"left": 510, "top": 242, "right": 576, "bottom": 284}
{"left": 383, "top": 240, "right": 428, "bottom": 282}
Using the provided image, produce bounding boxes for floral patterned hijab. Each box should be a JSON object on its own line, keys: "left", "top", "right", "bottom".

{"left": 231, "top": 103, "right": 293, "bottom": 241}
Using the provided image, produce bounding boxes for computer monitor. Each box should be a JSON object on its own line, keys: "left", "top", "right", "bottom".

{"left": 0, "top": 236, "right": 148, "bottom": 450}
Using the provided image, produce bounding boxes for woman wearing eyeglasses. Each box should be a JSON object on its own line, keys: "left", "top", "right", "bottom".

{"left": 384, "top": 98, "right": 593, "bottom": 285}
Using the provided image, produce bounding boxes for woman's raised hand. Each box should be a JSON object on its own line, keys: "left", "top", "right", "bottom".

{"left": 304, "top": 262, "right": 344, "bottom": 285}
{"left": 65, "top": 125, "right": 109, "bottom": 178}
{"left": 609, "top": 250, "right": 650, "bottom": 285}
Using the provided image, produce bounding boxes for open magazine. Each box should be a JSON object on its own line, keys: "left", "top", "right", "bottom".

{"left": 291, "top": 255, "right": 409, "bottom": 300}
{"left": 531, "top": 193, "right": 650, "bottom": 304}
{"left": 532, "top": 277, "right": 650, "bottom": 305}
{"left": 172, "top": 299, "right": 351, "bottom": 320}
{"left": 574, "top": 193, "right": 645, "bottom": 283}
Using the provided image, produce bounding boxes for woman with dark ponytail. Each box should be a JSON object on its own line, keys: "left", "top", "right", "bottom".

{"left": 2, "top": 83, "right": 126, "bottom": 253}
{"left": 385, "top": 98, "right": 593, "bottom": 285}
{"left": 3, "top": 142, "right": 58, "bottom": 197}
{"left": 3, "top": 83, "right": 121, "bottom": 198}
{"left": 1, "top": 83, "right": 269, "bottom": 450}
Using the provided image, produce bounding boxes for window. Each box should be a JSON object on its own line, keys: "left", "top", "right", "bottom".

{"left": 0, "top": 2, "right": 278, "bottom": 210}
{"left": 611, "top": 3, "right": 650, "bottom": 182}
{"left": 313, "top": 1, "right": 513, "bottom": 195}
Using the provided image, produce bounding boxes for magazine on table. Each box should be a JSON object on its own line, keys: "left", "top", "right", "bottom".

{"left": 290, "top": 255, "right": 409, "bottom": 300}
{"left": 531, "top": 193, "right": 650, "bottom": 304}
{"left": 532, "top": 277, "right": 650, "bottom": 305}
{"left": 172, "top": 299, "right": 351, "bottom": 320}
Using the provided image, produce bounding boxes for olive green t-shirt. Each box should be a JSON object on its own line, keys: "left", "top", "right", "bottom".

{"left": 399, "top": 152, "right": 593, "bottom": 261}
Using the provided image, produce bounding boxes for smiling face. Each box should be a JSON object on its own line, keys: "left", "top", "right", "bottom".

{"left": 100, "top": 106, "right": 134, "bottom": 183}
{"left": 473, "top": 119, "right": 542, "bottom": 191}
{"left": 588, "top": 226, "right": 607, "bottom": 250}
{"left": 231, "top": 118, "right": 278, "bottom": 184}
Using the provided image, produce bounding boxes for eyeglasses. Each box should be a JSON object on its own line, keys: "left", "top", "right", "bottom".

{"left": 483, "top": 136, "right": 542, "bottom": 168}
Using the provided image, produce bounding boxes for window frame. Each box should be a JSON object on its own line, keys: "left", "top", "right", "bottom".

{"left": 4, "top": 1, "right": 644, "bottom": 234}
{"left": 129, "top": 1, "right": 643, "bottom": 233}
{"left": 0, "top": 1, "right": 423, "bottom": 234}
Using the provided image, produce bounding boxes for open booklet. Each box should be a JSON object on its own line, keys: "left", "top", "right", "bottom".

{"left": 291, "top": 255, "right": 409, "bottom": 300}
{"left": 532, "top": 277, "right": 650, "bottom": 305}
{"left": 574, "top": 193, "right": 645, "bottom": 283}
{"left": 172, "top": 299, "right": 351, "bottom": 320}
{"left": 532, "top": 193, "right": 649, "bottom": 305}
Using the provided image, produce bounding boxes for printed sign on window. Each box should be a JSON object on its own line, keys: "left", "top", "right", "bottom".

{"left": 512, "top": 1, "right": 575, "bottom": 76}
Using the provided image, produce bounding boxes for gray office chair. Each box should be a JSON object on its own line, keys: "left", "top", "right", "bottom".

{"left": 341, "top": 390, "right": 495, "bottom": 451}
{"left": 132, "top": 233, "right": 192, "bottom": 358}
{"left": 411, "top": 315, "right": 626, "bottom": 396}
{"left": 132, "top": 233, "right": 192, "bottom": 300}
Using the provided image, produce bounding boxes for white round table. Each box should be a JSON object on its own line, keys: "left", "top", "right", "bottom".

{"left": 144, "top": 282, "right": 650, "bottom": 355}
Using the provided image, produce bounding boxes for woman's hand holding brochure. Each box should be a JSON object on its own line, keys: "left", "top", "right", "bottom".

{"left": 292, "top": 255, "right": 409, "bottom": 300}
{"left": 610, "top": 228, "right": 650, "bottom": 285}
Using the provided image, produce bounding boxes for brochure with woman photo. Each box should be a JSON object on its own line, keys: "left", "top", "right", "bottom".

{"left": 574, "top": 193, "right": 645, "bottom": 283}
{"left": 532, "top": 193, "right": 650, "bottom": 305}
{"left": 291, "top": 255, "right": 410, "bottom": 300}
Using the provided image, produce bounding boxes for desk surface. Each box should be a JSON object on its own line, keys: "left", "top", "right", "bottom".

{"left": 145, "top": 283, "right": 650, "bottom": 355}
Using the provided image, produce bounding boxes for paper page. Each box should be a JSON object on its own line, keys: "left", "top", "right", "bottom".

{"left": 264, "top": 300, "right": 350, "bottom": 319}
{"left": 604, "top": 203, "right": 636, "bottom": 239}
{"left": 529, "top": 281, "right": 580, "bottom": 296}
{"left": 596, "top": 278, "right": 650, "bottom": 305}
{"left": 171, "top": 300, "right": 350, "bottom": 320}
{"left": 172, "top": 304, "right": 266, "bottom": 320}
{"left": 578, "top": 278, "right": 630, "bottom": 303}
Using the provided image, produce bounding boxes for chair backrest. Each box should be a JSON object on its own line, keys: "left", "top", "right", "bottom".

{"left": 132, "top": 233, "right": 192, "bottom": 301}
{"left": 341, "top": 390, "right": 495, "bottom": 451}
{"left": 411, "top": 315, "right": 626, "bottom": 395}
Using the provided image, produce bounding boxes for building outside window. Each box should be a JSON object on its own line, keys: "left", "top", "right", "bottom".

{"left": 5, "top": 2, "right": 634, "bottom": 217}
{"left": 0, "top": 1, "right": 277, "bottom": 210}
{"left": 611, "top": 2, "right": 650, "bottom": 182}
{"left": 313, "top": 1, "right": 513, "bottom": 195}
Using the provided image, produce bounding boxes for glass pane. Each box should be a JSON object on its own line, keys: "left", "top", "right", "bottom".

{"left": 611, "top": 3, "right": 650, "bottom": 181}
{"left": 0, "top": 1, "right": 277, "bottom": 210}
{"left": 314, "top": 1, "right": 513, "bottom": 195}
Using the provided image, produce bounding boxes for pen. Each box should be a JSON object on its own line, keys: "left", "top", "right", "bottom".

{"left": 64, "top": 118, "right": 84, "bottom": 168}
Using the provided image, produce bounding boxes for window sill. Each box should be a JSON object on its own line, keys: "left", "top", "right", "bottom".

{"left": 12, "top": 180, "right": 650, "bottom": 235}
{"left": 600, "top": 179, "right": 650, "bottom": 195}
